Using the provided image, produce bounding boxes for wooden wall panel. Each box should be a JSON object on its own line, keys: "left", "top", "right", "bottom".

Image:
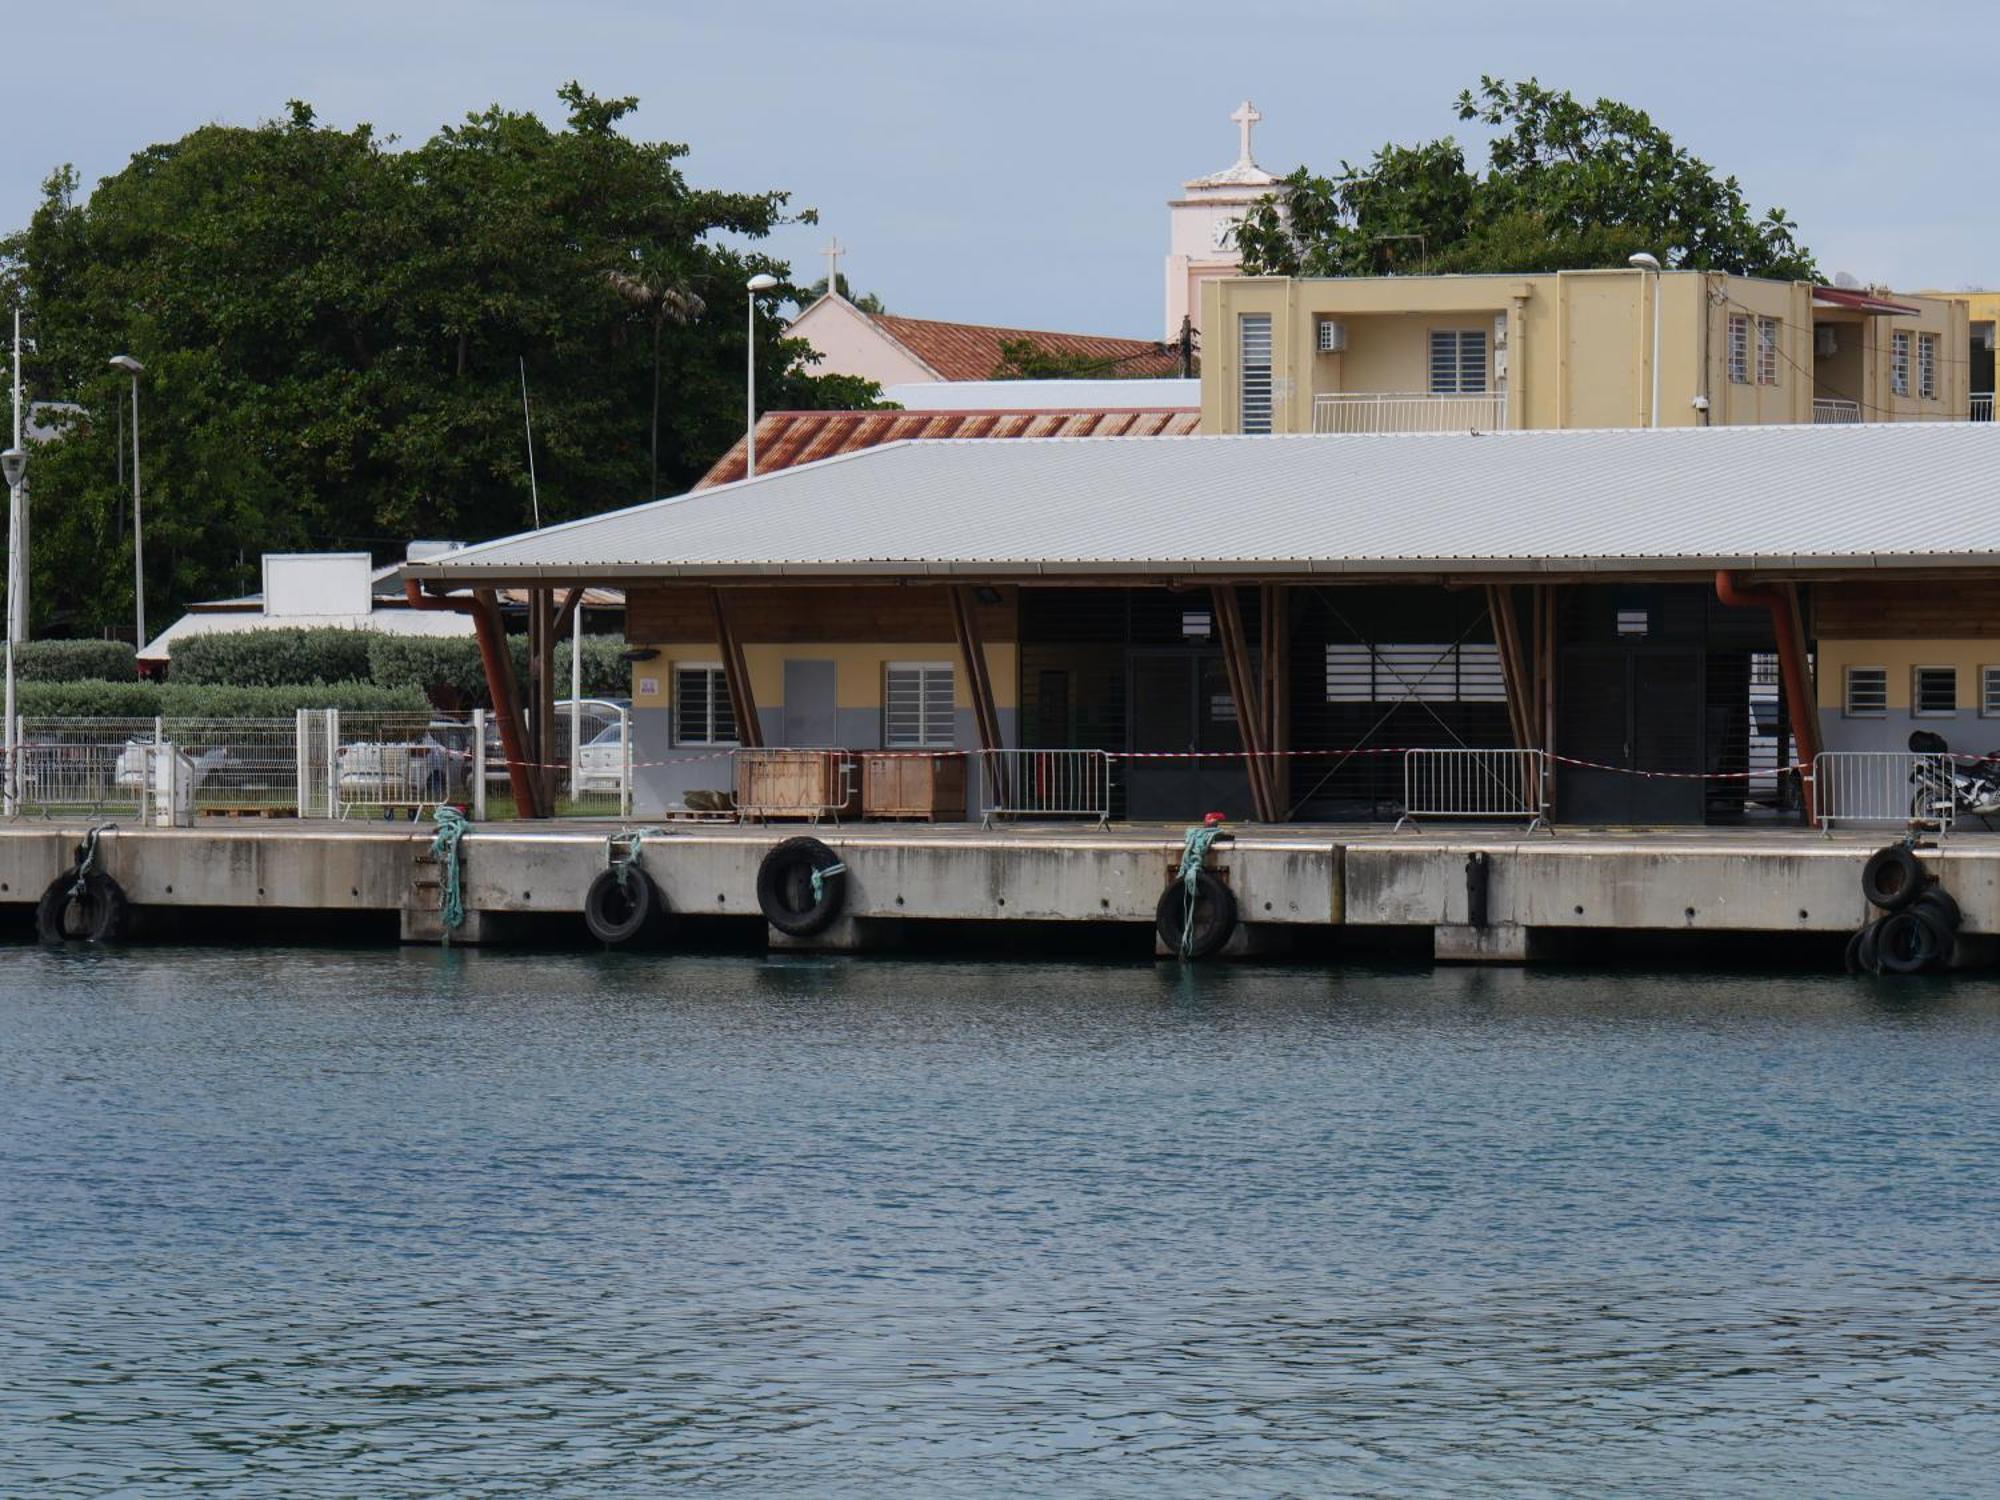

{"left": 1815, "top": 580, "right": 2000, "bottom": 640}
{"left": 628, "top": 584, "right": 1017, "bottom": 644}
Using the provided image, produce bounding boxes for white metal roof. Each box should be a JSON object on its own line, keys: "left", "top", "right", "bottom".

{"left": 404, "top": 424, "right": 2000, "bottom": 583}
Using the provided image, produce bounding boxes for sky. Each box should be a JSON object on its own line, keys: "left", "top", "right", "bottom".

{"left": 7, "top": 0, "right": 1995, "bottom": 340}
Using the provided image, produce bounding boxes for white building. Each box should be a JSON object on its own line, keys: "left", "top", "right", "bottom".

{"left": 1163, "top": 100, "right": 1280, "bottom": 342}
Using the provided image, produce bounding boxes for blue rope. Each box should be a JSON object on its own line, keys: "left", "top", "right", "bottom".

{"left": 430, "top": 807, "right": 470, "bottom": 939}
{"left": 606, "top": 827, "right": 669, "bottom": 890}
{"left": 809, "top": 861, "right": 847, "bottom": 905}
{"left": 1176, "top": 820, "right": 1224, "bottom": 960}
{"left": 71, "top": 823, "right": 117, "bottom": 898}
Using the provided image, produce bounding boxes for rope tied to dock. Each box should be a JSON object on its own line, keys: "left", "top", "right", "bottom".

{"left": 1175, "top": 814, "right": 1227, "bottom": 960}
{"left": 429, "top": 807, "right": 470, "bottom": 938}
{"left": 70, "top": 823, "right": 117, "bottom": 898}
{"left": 808, "top": 861, "right": 847, "bottom": 905}
{"left": 605, "top": 827, "right": 669, "bottom": 891}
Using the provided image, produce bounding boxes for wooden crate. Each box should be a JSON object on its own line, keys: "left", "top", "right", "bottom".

{"left": 862, "top": 753, "right": 967, "bottom": 822}
{"left": 734, "top": 749, "right": 857, "bottom": 820}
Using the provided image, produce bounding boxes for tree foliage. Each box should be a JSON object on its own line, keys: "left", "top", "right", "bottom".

{"left": 1236, "top": 77, "right": 1816, "bottom": 282}
{"left": 1, "top": 85, "right": 882, "bottom": 637}
{"left": 801, "top": 271, "right": 887, "bottom": 315}
{"left": 989, "top": 338, "right": 1169, "bottom": 380}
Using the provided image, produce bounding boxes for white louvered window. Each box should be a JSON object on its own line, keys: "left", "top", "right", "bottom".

{"left": 1982, "top": 666, "right": 2000, "bottom": 718}
{"left": 1918, "top": 333, "right": 1938, "bottom": 400}
{"left": 884, "top": 662, "right": 955, "bottom": 748}
{"left": 1238, "top": 313, "right": 1274, "bottom": 434}
{"left": 1843, "top": 666, "right": 1887, "bottom": 718}
{"left": 1727, "top": 315, "right": 1750, "bottom": 384}
{"left": 1914, "top": 666, "right": 1958, "bottom": 717}
{"left": 1428, "top": 330, "right": 1488, "bottom": 394}
{"left": 674, "top": 665, "right": 737, "bottom": 746}
{"left": 1756, "top": 318, "right": 1780, "bottom": 386}
{"left": 1891, "top": 331, "right": 1911, "bottom": 397}
{"left": 1325, "top": 643, "right": 1508, "bottom": 703}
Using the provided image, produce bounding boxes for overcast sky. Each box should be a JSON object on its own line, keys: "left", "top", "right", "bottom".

{"left": 9, "top": 1, "right": 1994, "bottom": 339}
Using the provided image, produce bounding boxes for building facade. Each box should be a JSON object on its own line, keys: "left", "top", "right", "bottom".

{"left": 1202, "top": 270, "right": 1970, "bottom": 435}
{"left": 1163, "top": 101, "right": 1278, "bottom": 342}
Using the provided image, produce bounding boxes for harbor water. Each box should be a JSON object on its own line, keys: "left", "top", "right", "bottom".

{"left": 4, "top": 946, "right": 1997, "bottom": 1495}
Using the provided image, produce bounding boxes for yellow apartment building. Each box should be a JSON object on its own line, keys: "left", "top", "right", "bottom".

{"left": 1201, "top": 269, "right": 1970, "bottom": 435}
{"left": 1914, "top": 289, "right": 1996, "bottom": 421}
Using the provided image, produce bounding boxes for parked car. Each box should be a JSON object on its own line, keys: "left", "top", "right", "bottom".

{"left": 573, "top": 722, "right": 628, "bottom": 796}
{"left": 337, "top": 723, "right": 471, "bottom": 808}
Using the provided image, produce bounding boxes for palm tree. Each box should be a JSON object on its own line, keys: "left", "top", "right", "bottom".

{"left": 604, "top": 265, "right": 707, "bottom": 496}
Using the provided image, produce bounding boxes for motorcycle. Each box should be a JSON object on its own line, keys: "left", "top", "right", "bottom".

{"left": 1908, "top": 730, "right": 2000, "bottom": 828}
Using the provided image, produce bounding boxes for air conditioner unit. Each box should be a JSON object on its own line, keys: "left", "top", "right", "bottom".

{"left": 1814, "top": 325, "right": 1838, "bottom": 357}
{"left": 1982, "top": 325, "right": 1996, "bottom": 353}
{"left": 1316, "top": 318, "right": 1348, "bottom": 354}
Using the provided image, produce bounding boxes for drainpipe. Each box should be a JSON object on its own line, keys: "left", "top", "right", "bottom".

{"left": 1715, "top": 570, "right": 1820, "bottom": 824}
{"left": 404, "top": 579, "right": 543, "bottom": 818}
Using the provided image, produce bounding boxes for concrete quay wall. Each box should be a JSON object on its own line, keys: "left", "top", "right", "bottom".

{"left": 0, "top": 823, "right": 1984, "bottom": 957}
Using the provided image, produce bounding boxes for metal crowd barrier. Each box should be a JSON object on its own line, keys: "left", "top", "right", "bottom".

{"left": 732, "top": 748, "right": 858, "bottom": 823}
{"left": 1397, "top": 748, "right": 1549, "bottom": 832}
{"left": 979, "top": 749, "right": 1111, "bottom": 826}
{"left": 1812, "top": 751, "right": 1956, "bottom": 834}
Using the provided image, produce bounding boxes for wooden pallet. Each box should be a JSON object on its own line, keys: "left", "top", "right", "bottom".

{"left": 196, "top": 804, "right": 299, "bottom": 820}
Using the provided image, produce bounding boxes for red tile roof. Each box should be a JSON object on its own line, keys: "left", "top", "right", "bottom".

{"left": 696, "top": 407, "right": 1201, "bottom": 490}
{"left": 870, "top": 312, "right": 1185, "bottom": 381}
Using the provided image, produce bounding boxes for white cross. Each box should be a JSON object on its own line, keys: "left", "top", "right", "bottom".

{"left": 823, "top": 235, "right": 845, "bottom": 294}
{"left": 1230, "top": 99, "right": 1262, "bottom": 164}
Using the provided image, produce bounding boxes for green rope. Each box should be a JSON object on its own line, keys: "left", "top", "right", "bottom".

{"left": 606, "top": 827, "right": 669, "bottom": 890}
{"left": 808, "top": 861, "right": 847, "bottom": 904}
{"left": 70, "top": 823, "right": 117, "bottom": 898}
{"left": 430, "top": 807, "right": 470, "bottom": 939}
{"left": 1176, "top": 819, "right": 1225, "bottom": 960}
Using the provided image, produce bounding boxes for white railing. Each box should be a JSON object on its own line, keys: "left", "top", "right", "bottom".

{"left": 1397, "top": 748, "right": 1548, "bottom": 832}
{"left": 1975, "top": 393, "right": 1994, "bottom": 423}
{"left": 1813, "top": 398, "right": 1862, "bottom": 424}
{"left": 1314, "top": 392, "right": 1508, "bottom": 434}
{"left": 980, "top": 749, "right": 1112, "bottom": 826}
{"left": 1812, "top": 751, "right": 1955, "bottom": 833}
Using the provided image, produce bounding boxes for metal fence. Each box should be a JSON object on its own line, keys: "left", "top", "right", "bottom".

{"left": 980, "top": 749, "right": 1112, "bottom": 826}
{"left": 1812, "top": 398, "right": 1863, "bottom": 424}
{"left": 1975, "top": 393, "right": 1994, "bottom": 423}
{"left": 1813, "top": 751, "right": 1955, "bottom": 833}
{"left": 1397, "top": 748, "right": 1548, "bottom": 831}
{"left": 1314, "top": 392, "right": 1508, "bottom": 434}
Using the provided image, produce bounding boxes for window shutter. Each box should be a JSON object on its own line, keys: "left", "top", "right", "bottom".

{"left": 1727, "top": 315, "right": 1749, "bottom": 384}
{"left": 885, "top": 664, "right": 954, "bottom": 747}
{"left": 1238, "top": 314, "right": 1273, "bottom": 434}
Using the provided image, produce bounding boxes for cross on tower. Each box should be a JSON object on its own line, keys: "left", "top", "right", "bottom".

{"left": 822, "top": 235, "right": 845, "bottom": 295}
{"left": 1230, "top": 99, "right": 1262, "bottom": 165}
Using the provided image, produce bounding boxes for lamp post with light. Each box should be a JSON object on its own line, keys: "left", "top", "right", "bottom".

{"left": 745, "top": 273, "right": 780, "bottom": 478}
{"left": 1628, "top": 253, "right": 1662, "bottom": 428}
{"left": 108, "top": 354, "right": 145, "bottom": 650}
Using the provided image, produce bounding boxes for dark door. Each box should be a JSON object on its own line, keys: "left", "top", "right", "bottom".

{"left": 1558, "top": 648, "right": 1704, "bottom": 824}
{"left": 1126, "top": 651, "right": 1254, "bottom": 821}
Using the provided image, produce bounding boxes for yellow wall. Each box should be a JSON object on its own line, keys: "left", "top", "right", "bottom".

{"left": 631, "top": 643, "right": 1019, "bottom": 712}
{"left": 1203, "top": 270, "right": 1966, "bottom": 433}
{"left": 1815, "top": 640, "right": 2000, "bottom": 713}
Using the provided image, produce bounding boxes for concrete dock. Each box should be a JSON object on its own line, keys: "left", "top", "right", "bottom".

{"left": 1, "top": 818, "right": 1988, "bottom": 963}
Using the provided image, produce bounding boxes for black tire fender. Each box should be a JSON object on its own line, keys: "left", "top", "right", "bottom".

{"left": 1877, "top": 908, "right": 1948, "bottom": 974}
{"left": 1861, "top": 846, "right": 1926, "bottom": 912}
{"left": 1855, "top": 917, "right": 1884, "bottom": 975}
{"left": 35, "top": 871, "right": 130, "bottom": 945}
{"left": 1156, "top": 869, "right": 1239, "bottom": 960}
{"left": 757, "top": 837, "right": 848, "bottom": 938}
{"left": 1842, "top": 925, "right": 1866, "bottom": 976}
{"left": 1910, "top": 885, "right": 1961, "bottom": 933}
{"left": 583, "top": 866, "right": 664, "bottom": 946}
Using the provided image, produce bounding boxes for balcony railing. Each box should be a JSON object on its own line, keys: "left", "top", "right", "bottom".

{"left": 1313, "top": 392, "right": 1507, "bottom": 434}
{"left": 1976, "top": 393, "right": 1994, "bottom": 423}
{"left": 1812, "top": 398, "right": 1863, "bottom": 424}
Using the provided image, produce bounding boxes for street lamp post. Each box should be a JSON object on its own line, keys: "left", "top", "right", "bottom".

{"left": 1628, "top": 253, "right": 1662, "bottom": 428}
{"left": 745, "top": 273, "right": 779, "bottom": 478}
{"left": 109, "top": 355, "right": 145, "bottom": 650}
{"left": 2, "top": 444, "right": 24, "bottom": 818}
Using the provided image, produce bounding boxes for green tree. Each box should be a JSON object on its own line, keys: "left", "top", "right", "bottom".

{"left": 989, "top": 337, "right": 1170, "bottom": 380}
{"left": 0, "top": 85, "right": 882, "bottom": 638}
{"left": 800, "top": 271, "right": 887, "bottom": 315}
{"left": 1237, "top": 77, "right": 1816, "bottom": 282}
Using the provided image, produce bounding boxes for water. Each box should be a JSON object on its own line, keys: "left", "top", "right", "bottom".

{"left": 4, "top": 946, "right": 1998, "bottom": 1496}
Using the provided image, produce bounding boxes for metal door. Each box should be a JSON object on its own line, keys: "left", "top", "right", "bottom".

{"left": 781, "top": 660, "right": 837, "bottom": 747}
{"left": 1126, "top": 651, "right": 1254, "bottom": 822}
{"left": 1557, "top": 647, "right": 1704, "bottom": 824}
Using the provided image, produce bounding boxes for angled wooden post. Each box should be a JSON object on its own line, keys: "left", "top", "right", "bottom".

{"left": 708, "top": 588, "right": 763, "bottom": 747}
{"left": 1212, "top": 584, "right": 1276, "bottom": 822}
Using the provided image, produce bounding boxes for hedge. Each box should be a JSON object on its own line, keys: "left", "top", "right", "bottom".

{"left": 14, "top": 639, "right": 137, "bottom": 682}
{"left": 19, "top": 679, "right": 430, "bottom": 720}
{"left": 367, "top": 633, "right": 629, "bottom": 705}
{"left": 170, "top": 627, "right": 377, "bottom": 687}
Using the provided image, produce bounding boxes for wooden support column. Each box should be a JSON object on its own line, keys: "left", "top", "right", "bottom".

{"left": 948, "top": 586, "right": 1004, "bottom": 752}
{"left": 708, "top": 588, "right": 763, "bottom": 748}
{"left": 1487, "top": 583, "right": 1536, "bottom": 752}
{"left": 1260, "top": 585, "right": 1291, "bottom": 817}
{"left": 532, "top": 590, "right": 559, "bottom": 812}
{"left": 1212, "top": 584, "right": 1277, "bottom": 823}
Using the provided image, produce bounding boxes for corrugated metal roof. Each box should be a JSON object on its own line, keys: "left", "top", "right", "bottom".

{"left": 406, "top": 424, "right": 2000, "bottom": 582}
{"left": 696, "top": 407, "right": 1200, "bottom": 488}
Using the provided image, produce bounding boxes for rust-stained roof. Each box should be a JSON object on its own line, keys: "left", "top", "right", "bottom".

{"left": 696, "top": 407, "right": 1201, "bottom": 490}
{"left": 869, "top": 312, "right": 1184, "bottom": 381}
